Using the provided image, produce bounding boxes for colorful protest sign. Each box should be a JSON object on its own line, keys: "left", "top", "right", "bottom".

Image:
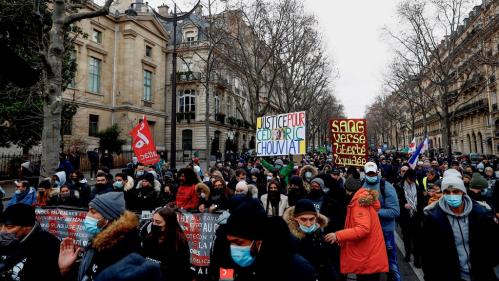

{"left": 129, "top": 116, "right": 160, "bottom": 165}
{"left": 35, "top": 207, "right": 90, "bottom": 247}
{"left": 330, "top": 119, "right": 368, "bottom": 167}
{"left": 256, "top": 111, "right": 306, "bottom": 156}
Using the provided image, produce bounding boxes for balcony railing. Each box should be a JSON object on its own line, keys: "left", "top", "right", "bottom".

{"left": 178, "top": 41, "right": 200, "bottom": 48}
{"left": 451, "top": 98, "right": 487, "bottom": 118}
{"left": 176, "top": 71, "right": 200, "bottom": 82}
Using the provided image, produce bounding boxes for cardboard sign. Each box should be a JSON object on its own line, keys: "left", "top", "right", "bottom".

{"left": 35, "top": 207, "right": 90, "bottom": 247}
{"left": 129, "top": 116, "right": 160, "bottom": 165}
{"left": 330, "top": 119, "right": 368, "bottom": 167}
{"left": 256, "top": 111, "right": 306, "bottom": 156}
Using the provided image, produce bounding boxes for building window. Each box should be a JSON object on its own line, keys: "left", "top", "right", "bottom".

{"left": 181, "top": 57, "right": 192, "bottom": 72}
{"left": 214, "top": 92, "right": 220, "bottom": 114}
{"left": 182, "top": 129, "right": 193, "bottom": 150}
{"left": 145, "top": 45, "right": 152, "bottom": 57}
{"left": 226, "top": 97, "right": 233, "bottom": 117}
{"left": 92, "top": 29, "right": 102, "bottom": 44}
{"left": 178, "top": 89, "right": 195, "bottom": 112}
{"left": 68, "top": 50, "right": 77, "bottom": 88}
{"left": 185, "top": 31, "right": 196, "bottom": 45}
{"left": 143, "top": 70, "right": 152, "bottom": 101}
{"left": 88, "top": 57, "right": 101, "bottom": 93}
{"left": 89, "top": 114, "right": 99, "bottom": 137}
{"left": 62, "top": 116, "right": 72, "bottom": 135}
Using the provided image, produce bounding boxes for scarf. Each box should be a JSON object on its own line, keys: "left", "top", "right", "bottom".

{"left": 403, "top": 181, "right": 418, "bottom": 217}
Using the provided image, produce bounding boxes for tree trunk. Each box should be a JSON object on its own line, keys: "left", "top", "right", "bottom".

{"left": 440, "top": 96, "right": 453, "bottom": 163}
{"left": 205, "top": 82, "right": 210, "bottom": 171}
{"left": 40, "top": 3, "right": 65, "bottom": 178}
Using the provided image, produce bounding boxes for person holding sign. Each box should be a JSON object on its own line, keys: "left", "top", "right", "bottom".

{"left": 0, "top": 204, "right": 61, "bottom": 281}
{"left": 58, "top": 192, "right": 142, "bottom": 281}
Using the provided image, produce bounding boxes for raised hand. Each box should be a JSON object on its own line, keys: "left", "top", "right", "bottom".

{"left": 58, "top": 237, "right": 80, "bottom": 274}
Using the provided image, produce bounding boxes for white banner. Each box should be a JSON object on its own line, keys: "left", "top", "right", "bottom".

{"left": 256, "top": 111, "right": 306, "bottom": 156}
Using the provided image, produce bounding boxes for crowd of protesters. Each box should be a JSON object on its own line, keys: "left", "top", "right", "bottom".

{"left": 1, "top": 150, "right": 498, "bottom": 281}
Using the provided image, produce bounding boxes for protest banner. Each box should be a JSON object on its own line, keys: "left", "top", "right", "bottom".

{"left": 129, "top": 116, "right": 160, "bottom": 165}
{"left": 35, "top": 207, "right": 90, "bottom": 247}
{"left": 330, "top": 119, "right": 368, "bottom": 167}
{"left": 256, "top": 111, "right": 306, "bottom": 156}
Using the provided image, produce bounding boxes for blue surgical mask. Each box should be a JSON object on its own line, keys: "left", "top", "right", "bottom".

{"left": 230, "top": 244, "right": 256, "bottom": 267}
{"left": 444, "top": 194, "right": 463, "bottom": 208}
{"left": 113, "top": 181, "right": 124, "bottom": 189}
{"left": 15, "top": 190, "right": 21, "bottom": 195}
{"left": 83, "top": 216, "right": 101, "bottom": 237}
{"left": 299, "top": 223, "right": 318, "bottom": 234}
{"left": 365, "top": 176, "right": 378, "bottom": 184}
{"left": 136, "top": 171, "right": 144, "bottom": 177}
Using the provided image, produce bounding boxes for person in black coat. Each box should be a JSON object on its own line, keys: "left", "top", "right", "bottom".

{"left": 0, "top": 204, "right": 61, "bottom": 281}
{"left": 91, "top": 172, "right": 114, "bottom": 199}
{"left": 421, "top": 175, "right": 499, "bottom": 281}
{"left": 126, "top": 173, "right": 160, "bottom": 211}
{"left": 395, "top": 169, "right": 426, "bottom": 267}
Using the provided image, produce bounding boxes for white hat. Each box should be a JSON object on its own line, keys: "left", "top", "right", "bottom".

{"left": 364, "top": 162, "right": 378, "bottom": 174}
{"left": 441, "top": 175, "right": 466, "bottom": 194}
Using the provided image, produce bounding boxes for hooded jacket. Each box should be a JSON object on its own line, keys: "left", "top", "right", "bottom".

{"left": 299, "top": 165, "right": 318, "bottom": 191}
{"left": 421, "top": 195, "right": 499, "bottom": 281}
{"left": 76, "top": 211, "right": 141, "bottom": 281}
{"left": 7, "top": 187, "right": 37, "bottom": 207}
{"left": 335, "top": 188, "right": 389, "bottom": 275}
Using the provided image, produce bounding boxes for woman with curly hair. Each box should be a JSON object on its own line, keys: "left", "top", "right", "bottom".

{"left": 175, "top": 168, "right": 200, "bottom": 211}
{"left": 141, "top": 207, "right": 192, "bottom": 281}
{"left": 325, "top": 177, "right": 388, "bottom": 281}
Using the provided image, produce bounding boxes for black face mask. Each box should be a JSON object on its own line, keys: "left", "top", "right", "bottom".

{"left": 309, "top": 189, "right": 323, "bottom": 200}
{"left": 269, "top": 190, "right": 281, "bottom": 202}
{"left": 151, "top": 224, "right": 162, "bottom": 236}
{"left": 95, "top": 183, "right": 106, "bottom": 189}
{"left": 0, "top": 232, "right": 19, "bottom": 248}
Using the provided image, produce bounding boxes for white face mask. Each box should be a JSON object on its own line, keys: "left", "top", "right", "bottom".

{"left": 267, "top": 176, "right": 273, "bottom": 181}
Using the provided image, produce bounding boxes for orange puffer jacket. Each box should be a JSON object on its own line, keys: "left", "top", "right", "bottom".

{"left": 335, "top": 188, "right": 389, "bottom": 275}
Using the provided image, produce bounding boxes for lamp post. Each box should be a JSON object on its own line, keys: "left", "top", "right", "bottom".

{"left": 126, "top": 0, "right": 200, "bottom": 170}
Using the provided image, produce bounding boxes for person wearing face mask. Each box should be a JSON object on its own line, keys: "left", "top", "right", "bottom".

{"left": 299, "top": 164, "right": 319, "bottom": 192}
{"left": 260, "top": 180, "right": 289, "bottom": 217}
{"left": 58, "top": 192, "right": 141, "bottom": 281}
{"left": 51, "top": 170, "right": 67, "bottom": 193}
{"left": 34, "top": 179, "right": 55, "bottom": 207}
{"left": 421, "top": 174, "right": 499, "bottom": 281}
{"left": 467, "top": 172, "right": 494, "bottom": 208}
{"left": 196, "top": 182, "right": 212, "bottom": 212}
{"left": 90, "top": 172, "right": 114, "bottom": 199}
{"left": 0, "top": 204, "right": 61, "bottom": 281}
{"left": 126, "top": 173, "right": 161, "bottom": 211}
{"left": 208, "top": 198, "right": 317, "bottom": 281}
{"left": 260, "top": 158, "right": 295, "bottom": 186}
{"left": 284, "top": 199, "right": 340, "bottom": 281}
{"left": 133, "top": 163, "right": 146, "bottom": 186}
{"left": 287, "top": 175, "right": 308, "bottom": 207}
{"left": 361, "top": 162, "right": 400, "bottom": 281}
{"left": 141, "top": 207, "right": 192, "bottom": 281}
{"left": 206, "top": 176, "right": 231, "bottom": 212}
{"left": 52, "top": 185, "right": 81, "bottom": 207}
{"left": 325, "top": 177, "right": 388, "bottom": 281}
{"left": 7, "top": 180, "right": 37, "bottom": 207}
{"left": 113, "top": 172, "right": 134, "bottom": 192}
{"left": 306, "top": 178, "right": 326, "bottom": 211}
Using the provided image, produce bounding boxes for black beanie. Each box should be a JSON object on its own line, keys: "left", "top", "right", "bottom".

{"left": 403, "top": 169, "right": 417, "bottom": 181}
{"left": 1, "top": 204, "right": 36, "bottom": 226}
{"left": 38, "top": 179, "right": 52, "bottom": 189}
{"left": 226, "top": 199, "right": 267, "bottom": 240}
{"left": 293, "top": 199, "right": 317, "bottom": 217}
{"left": 289, "top": 175, "right": 304, "bottom": 188}
{"left": 344, "top": 177, "right": 362, "bottom": 192}
{"left": 142, "top": 172, "right": 155, "bottom": 184}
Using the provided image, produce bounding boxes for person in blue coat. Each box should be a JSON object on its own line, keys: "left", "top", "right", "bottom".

{"left": 362, "top": 162, "right": 401, "bottom": 281}
{"left": 8, "top": 180, "right": 37, "bottom": 207}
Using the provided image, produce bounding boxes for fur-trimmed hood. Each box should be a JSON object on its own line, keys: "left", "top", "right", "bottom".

{"left": 196, "top": 182, "right": 211, "bottom": 198}
{"left": 350, "top": 188, "right": 380, "bottom": 209}
{"left": 299, "top": 165, "right": 318, "bottom": 179}
{"left": 92, "top": 210, "right": 139, "bottom": 251}
{"left": 283, "top": 206, "right": 329, "bottom": 239}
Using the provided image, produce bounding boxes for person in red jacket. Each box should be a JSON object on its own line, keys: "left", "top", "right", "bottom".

{"left": 325, "top": 177, "right": 388, "bottom": 281}
{"left": 175, "top": 168, "right": 200, "bottom": 211}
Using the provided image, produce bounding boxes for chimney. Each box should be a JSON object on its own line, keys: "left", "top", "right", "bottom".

{"left": 195, "top": 4, "right": 202, "bottom": 15}
{"left": 158, "top": 4, "right": 169, "bottom": 17}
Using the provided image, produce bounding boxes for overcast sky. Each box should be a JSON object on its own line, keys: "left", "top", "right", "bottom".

{"left": 144, "top": 0, "right": 401, "bottom": 118}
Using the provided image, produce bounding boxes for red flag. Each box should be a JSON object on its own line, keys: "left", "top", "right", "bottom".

{"left": 129, "top": 116, "right": 160, "bottom": 165}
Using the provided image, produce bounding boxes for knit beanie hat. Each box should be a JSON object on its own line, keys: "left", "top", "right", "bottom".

{"left": 403, "top": 169, "right": 417, "bottom": 181}
{"left": 470, "top": 172, "right": 488, "bottom": 189}
{"left": 344, "top": 177, "right": 362, "bottom": 192}
{"left": 275, "top": 159, "right": 284, "bottom": 166}
{"left": 143, "top": 172, "right": 155, "bottom": 185}
{"left": 226, "top": 198, "right": 266, "bottom": 240}
{"left": 289, "top": 175, "right": 304, "bottom": 188}
{"left": 89, "top": 192, "right": 126, "bottom": 220}
{"left": 441, "top": 175, "right": 466, "bottom": 194}
{"left": 250, "top": 168, "right": 260, "bottom": 176}
{"left": 293, "top": 199, "right": 317, "bottom": 217}
{"left": 1, "top": 204, "right": 36, "bottom": 226}
{"left": 443, "top": 168, "right": 462, "bottom": 179}
{"left": 310, "top": 178, "right": 325, "bottom": 189}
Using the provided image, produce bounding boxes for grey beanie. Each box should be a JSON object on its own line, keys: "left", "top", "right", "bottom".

{"left": 89, "top": 192, "right": 126, "bottom": 220}
{"left": 250, "top": 168, "right": 260, "bottom": 175}
{"left": 344, "top": 177, "right": 362, "bottom": 192}
{"left": 275, "top": 159, "right": 284, "bottom": 166}
{"left": 441, "top": 175, "right": 466, "bottom": 194}
{"left": 311, "top": 178, "right": 325, "bottom": 190}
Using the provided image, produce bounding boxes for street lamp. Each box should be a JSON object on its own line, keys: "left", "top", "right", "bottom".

{"left": 126, "top": 0, "right": 200, "bottom": 170}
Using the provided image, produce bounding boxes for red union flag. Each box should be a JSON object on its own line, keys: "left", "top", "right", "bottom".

{"left": 129, "top": 116, "right": 160, "bottom": 165}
